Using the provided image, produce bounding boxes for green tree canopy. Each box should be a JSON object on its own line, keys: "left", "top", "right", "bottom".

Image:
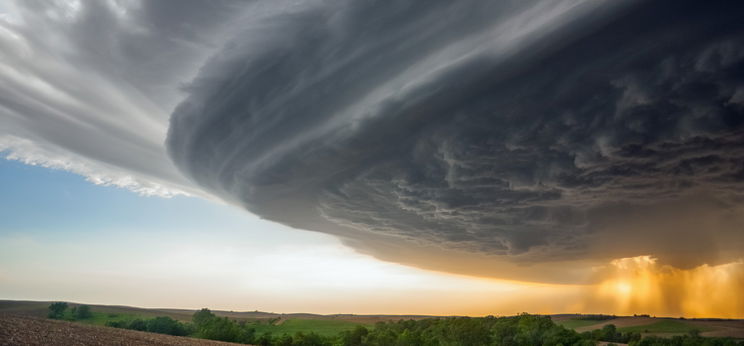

{"left": 47, "top": 302, "right": 68, "bottom": 319}
{"left": 74, "top": 305, "right": 92, "bottom": 319}
{"left": 192, "top": 308, "right": 216, "bottom": 327}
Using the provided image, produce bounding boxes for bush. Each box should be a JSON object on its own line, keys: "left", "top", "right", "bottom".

{"left": 192, "top": 308, "right": 216, "bottom": 328}
{"left": 339, "top": 325, "right": 368, "bottom": 346}
{"left": 198, "top": 316, "right": 243, "bottom": 342}
{"left": 191, "top": 308, "right": 255, "bottom": 343}
{"left": 146, "top": 316, "right": 189, "bottom": 336}
{"left": 47, "top": 302, "right": 68, "bottom": 319}
{"left": 292, "top": 331, "right": 331, "bottom": 346}
{"left": 128, "top": 319, "right": 147, "bottom": 331}
{"left": 105, "top": 320, "right": 128, "bottom": 328}
{"left": 74, "top": 305, "right": 92, "bottom": 319}
{"left": 106, "top": 316, "right": 191, "bottom": 337}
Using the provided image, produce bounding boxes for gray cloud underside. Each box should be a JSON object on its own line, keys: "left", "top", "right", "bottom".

{"left": 168, "top": 0, "right": 744, "bottom": 280}
{"left": 0, "top": 0, "right": 245, "bottom": 196}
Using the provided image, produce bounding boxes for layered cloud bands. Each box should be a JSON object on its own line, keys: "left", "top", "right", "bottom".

{"left": 0, "top": 0, "right": 243, "bottom": 196}
{"left": 168, "top": 1, "right": 744, "bottom": 281}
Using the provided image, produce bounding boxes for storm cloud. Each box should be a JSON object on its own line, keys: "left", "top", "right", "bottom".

{"left": 0, "top": 0, "right": 245, "bottom": 196}
{"left": 168, "top": 0, "right": 744, "bottom": 280}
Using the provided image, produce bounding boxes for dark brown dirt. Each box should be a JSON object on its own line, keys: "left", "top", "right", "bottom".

{"left": 0, "top": 314, "right": 246, "bottom": 346}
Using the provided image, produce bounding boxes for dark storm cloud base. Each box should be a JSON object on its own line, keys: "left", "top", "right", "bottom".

{"left": 167, "top": 0, "right": 744, "bottom": 271}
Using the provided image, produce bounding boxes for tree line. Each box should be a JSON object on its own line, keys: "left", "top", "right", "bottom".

{"left": 47, "top": 302, "right": 92, "bottom": 320}
{"left": 49, "top": 303, "right": 744, "bottom": 346}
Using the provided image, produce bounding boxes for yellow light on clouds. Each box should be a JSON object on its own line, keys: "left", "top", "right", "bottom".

{"left": 591, "top": 256, "right": 744, "bottom": 318}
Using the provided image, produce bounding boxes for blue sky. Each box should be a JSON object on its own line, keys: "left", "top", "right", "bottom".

{"left": 0, "top": 156, "right": 335, "bottom": 267}
{"left": 0, "top": 158, "right": 319, "bottom": 246}
{"left": 2, "top": 158, "right": 241, "bottom": 233}
{"left": 0, "top": 157, "right": 538, "bottom": 315}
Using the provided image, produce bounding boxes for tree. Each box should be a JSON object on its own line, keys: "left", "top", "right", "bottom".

{"left": 192, "top": 308, "right": 216, "bottom": 328}
{"left": 146, "top": 316, "right": 188, "bottom": 336}
{"left": 128, "top": 319, "right": 147, "bottom": 331}
{"left": 599, "top": 324, "right": 618, "bottom": 341}
{"left": 339, "top": 325, "right": 368, "bottom": 346}
{"left": 48, "top": 302, "right": 68, "bottom": 319}
{"left": 292, "top": 331, "right": 330, "bottom": 346}
{"left": 255, "top": 332, "right": 273, "bottom": 346}
{"left": 274, "top": 334, "right": 294, "bottom": 346}
{"left": 74, "top": 305, "right": 92, "bottom": 319}
{"left": 198, "top": 316, "right": 242, "bottom": 342}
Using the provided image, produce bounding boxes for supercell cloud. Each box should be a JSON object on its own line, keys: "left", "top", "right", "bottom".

{"left": 0, "top": 0, "right": 242, "bottom": 196}
{"left": 168, "top": 0, "right": 744, "bottom": 281}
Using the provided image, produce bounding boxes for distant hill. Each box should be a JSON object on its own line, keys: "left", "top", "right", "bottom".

{"left": 0, "top": 299, "right": 433, "bottom": 324}
{"left": 0, "top": 299, "right": 441, "bottom": 338}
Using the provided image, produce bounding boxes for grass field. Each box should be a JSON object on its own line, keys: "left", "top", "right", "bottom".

{"left": 4, "top": 300, "right": 742, "bottom": 339}
{"left": 73, "top": 311, "right": 145, "bottom": 326}
{"left": 618, "top": 319, "right": 713, "bottom": 333}
{"left": 0, "top": 300, "right": 373, "bottom": 337}
{"left": 38, "top": 307, "right": 166, "bottom": 328}
{"left": 248, "top": 318, "right": 371, "bottom": 337}
{"left": 0, "top": 300, "right": 194, "bottom": 321}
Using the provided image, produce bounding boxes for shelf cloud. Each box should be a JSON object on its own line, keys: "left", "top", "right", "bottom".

{"left": 5, "top": 0, "right": 741, "bottom": 283}
{"left": 0, "top": 0, "right": 243, "bottom": 196}
{"left": 168, "top": 0, "right": 744, "bottom": 281}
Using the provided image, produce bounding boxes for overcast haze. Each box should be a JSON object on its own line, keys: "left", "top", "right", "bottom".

{"left": 1, "top": 0, "right": 744, "bottom": 317}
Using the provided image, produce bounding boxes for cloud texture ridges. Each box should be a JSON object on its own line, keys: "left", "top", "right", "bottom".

{"left": 168, "top": 0, "right": 744, "bottom": 279}
{"left": 0, "top": 0, "right": 244, "bottom": 196}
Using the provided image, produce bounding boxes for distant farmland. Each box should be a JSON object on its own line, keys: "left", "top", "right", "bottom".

{"left": 2, "top": 300, "right": 743, "bottom": 343}
{"left": 553, "top": 314, "right": 744, "bottom": 339}
{"left": 0, "top": 300, "right": 424, "bottom": 337}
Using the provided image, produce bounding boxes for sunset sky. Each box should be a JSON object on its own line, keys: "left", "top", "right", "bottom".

{"left": 1, "top": 1, "right": 743, "bottom": 318}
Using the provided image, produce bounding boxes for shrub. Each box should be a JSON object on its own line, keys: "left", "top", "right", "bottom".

{"left": 128, "top": 319, "right": 147, "bottom": 331}
{"left": 47, "top": 302, "right": 68, "bottom": 319}
{"left": 105, "top": 320, "right": 128, "bottom": 328}
{"left": 146, "top": 316, "right": 189, "bottom": 336}
{"left": 192, "top": 308, "right": 216, "bottom": 328}
{"left": 74, "top": 305, "right": 92, "bottom": 319}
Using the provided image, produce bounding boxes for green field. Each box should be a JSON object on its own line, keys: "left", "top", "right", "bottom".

{"left": 0, "top": 300, "right": 374, "bottom": 337}
{"left": 48, "top": 305, "right": 370, "bottom": 337}
{"left": 62, "top": 307, "right": 370, "bottom": 337}
{"left": 0, "top": 300, "right": 194, "bottom": 321}
{"left": 249, "top": 318, "right": 371, "bottom": 337}
{"left": 555, "top": 318, "right": 606, "bottom": 329}
{"left": 42, "top": 306, "right": 158, "bottom": 327}
{"left": 618, "top": 320, "right": 713, "bottom": 333}
{"left": 4, "top": 300, "right": 740, "bottom": 342}
{"left": 73, "top": 311, "right": 146, "bottom": 326}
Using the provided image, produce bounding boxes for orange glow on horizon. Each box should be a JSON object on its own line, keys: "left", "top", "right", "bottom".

{"left": 590, "top": 256, "right": 744, "bottom": 318}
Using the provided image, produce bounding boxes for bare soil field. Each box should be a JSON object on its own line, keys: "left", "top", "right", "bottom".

{"left": 695, "top": 320, "right": 744, "bottom": 339}
{"left": 0, "top": 314, "right": 244, "bottom": 346}
{"left": 574, "top": 317, "right": 657, "bottom": 332}
{"left": 568, "top": 315, "right": 744, "bottom": 339}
